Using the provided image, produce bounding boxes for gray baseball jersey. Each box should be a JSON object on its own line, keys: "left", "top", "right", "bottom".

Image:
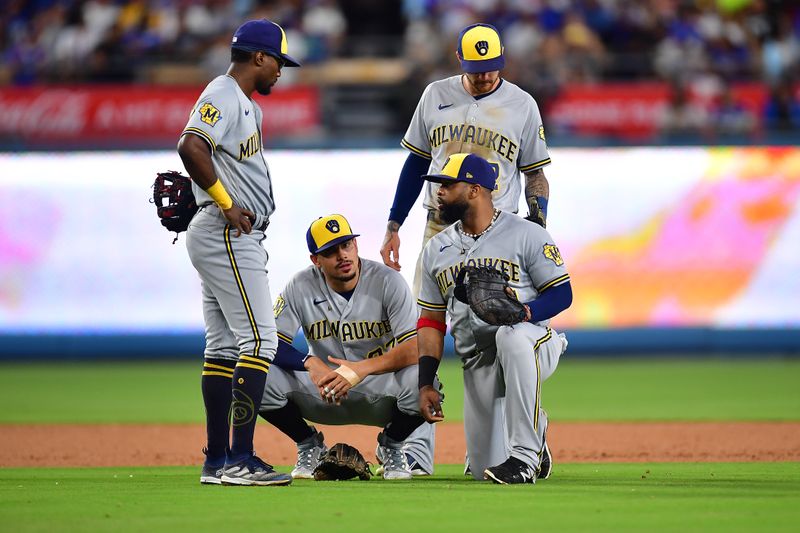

{"left": 273, "top": 259, "right": 417, "bottom": 362}
{"left": 183, "top": 74, "right": 278, "bottom": 365}
{"left": 183, "top": 74, "right": 274, "bottom": 230}
{"left": 418, "top": 212, "right": 569, "bottom": 479}
{"left": 402, "top": 75, "right": 551, "bottom": 213}
{"left": 264, "top": 258, "right": 435, "bottom": 473}
{"left": 418, "top": 212, "right": 569, "bottom": 358}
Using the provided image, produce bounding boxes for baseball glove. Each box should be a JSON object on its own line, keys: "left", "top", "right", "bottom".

{"left": 152, "top": 170, "right": 198, "bottom": 243}
{"left": 313, "top": 443, "right": 372, "bottom": 481}
{"left": 453, "top": 265, "right": 528, "bottom": 326}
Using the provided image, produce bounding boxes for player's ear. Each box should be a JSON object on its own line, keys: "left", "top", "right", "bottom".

{"left": 310, "top": 254, "right": 320, "bottom": 267}
{"left": 254, "top": 50, "right": 266, "bottom": 66}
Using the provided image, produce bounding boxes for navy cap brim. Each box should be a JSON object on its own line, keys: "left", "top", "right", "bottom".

{"left": 422, "top": 173, "right": 457, "bottom": 184}
{"left": 231, "top": 44, "right": 301, "bottom": 67}
{"left": 312, "top": 234, "right": 359, "bottom": 254}
{"left": 460, "top": 56, "right": 505, "bottom": 73}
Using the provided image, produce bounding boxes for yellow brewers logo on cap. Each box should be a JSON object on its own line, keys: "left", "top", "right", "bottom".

{"left": 460, "top": 25, "right": 503, "bottom": 61}
{"left": 306, "top": 214, "right": 360, "bottom": 254}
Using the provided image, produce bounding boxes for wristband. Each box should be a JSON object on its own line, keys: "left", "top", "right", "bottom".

{"left": 206, "top": 179, "right": 233, "bottom": 210}
{"left": 334, "top": 365, "right": 362, "bottom": 386}
{"left": 417, "top": 317, "right": 447, "bottom": 334}
{"left": 535, "top": 196, "right": 548, "bottom": 218}
{"left": 418, "top": 355, "right": 440, "bottom": 389}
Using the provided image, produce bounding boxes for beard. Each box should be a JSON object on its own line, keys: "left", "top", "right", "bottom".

{"left": 439, "top": 199, "right": 469, "bottom": 224}
{"left": 256, "top": 81, "right": 273, "bottom": 96}
{"left": 328, "top": 270, "right": 357, "bottom": 284}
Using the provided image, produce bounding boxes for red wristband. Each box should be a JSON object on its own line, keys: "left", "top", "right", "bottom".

{"left": 417, "top": 317, "right": 446, "bottom": 334}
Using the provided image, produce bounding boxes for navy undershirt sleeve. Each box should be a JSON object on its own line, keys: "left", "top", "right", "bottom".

{"left": 525, "top": 281, "right": 573, "bottom": 322}
{"left": 388, "top": 152, "right": 431, "bottom": 225}
{"left": 272, "top": 339, "right": 308, "bottom": 372}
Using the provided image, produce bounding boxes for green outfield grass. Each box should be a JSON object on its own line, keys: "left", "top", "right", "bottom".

{"left": 1, "top": 463, "right": 798, "bottom": 532}
{"left": 0, "top": 358, "right": 798, "bottom": 423}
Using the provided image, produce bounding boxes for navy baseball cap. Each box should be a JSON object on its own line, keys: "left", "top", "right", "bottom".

{"left": 423, "top": 153, "right": 499, "bottom": 191}
{"left": 231, "top": 19, "right": 301, "bottom": 67}
{"left": 307, "top": 214, "right": 360, "bottom": 254}
{"left": 457, "top": 23, "right": 505, "bottom": 73}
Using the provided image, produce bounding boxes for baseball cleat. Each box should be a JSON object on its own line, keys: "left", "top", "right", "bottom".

{"left": 376, "top": 433, "right": 413, "bottom": 480}
{"left": 375, "top": 449, "right": 430, "bottom": 477}
{"left": 221, "top": 452, "right": 293, "bottom": 486}
{"left": 484, "top": 457, "right": 536, "bottom": 485}
{"left": 291, "top": 430, "right": 327, "bottom": 479}
{"left": 538, "top": 440, "right": 552, "bottom": 480}
{"left": 200, "top": 448, "right": 225, "bottom": 485}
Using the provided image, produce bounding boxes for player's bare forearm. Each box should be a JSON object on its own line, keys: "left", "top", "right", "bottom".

{"left": 177, "top": 134, "right": 217, "bottom": 190}
{"left": 417, "top": 309, "right": 446, "bottom": 361}
{"left": 380, "top": 221, "right": 402, "bottom": 271}
{"left": 524, "top": 169, "right": 549, "bottom": 202}
{"left": 361, "top": 337, "right": 418, "bottom": 376}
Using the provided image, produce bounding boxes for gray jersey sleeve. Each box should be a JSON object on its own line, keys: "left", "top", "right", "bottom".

{"left": 517, "top": 96, "right": 551, "bottom": 173}
{"left": 401, "top": 83, "right": 433, "bottom": 159}
{"left": 273, "top": 279, "right": 302, "bottom": 346}
{"left": 417, "top": 240, "right": 448, "bottom": 313}
{"left": 523, "top": 226, "right": 570, "bottom": 295}
{"left": 182, "top": 82, "right": 237, "bottom": 153}
{"left": 382, "top": 269, "right": 419, "bottom": 343}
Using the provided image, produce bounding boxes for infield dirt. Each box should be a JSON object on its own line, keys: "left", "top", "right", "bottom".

{"left": 3, "top": 421, "right": 799, "bottom": 467}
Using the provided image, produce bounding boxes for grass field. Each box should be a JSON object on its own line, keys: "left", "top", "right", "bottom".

{"left": 0, "top": 358, "right": 798, "bottom": 423}
{"left": 2, "top": 357, "right": 799, "bottom": 531}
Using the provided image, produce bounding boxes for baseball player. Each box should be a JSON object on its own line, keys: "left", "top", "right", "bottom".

{"left": 260, "top": 214, "right": 435, "bottom": 480}
{"left": 380, "top": 23, "right": 552, "bottom": 295}
{"left": 177, "top": 19, "right": 300, "bottom": 486}
{"left": 415, "top": 153, "right": 572, "bottom": 484}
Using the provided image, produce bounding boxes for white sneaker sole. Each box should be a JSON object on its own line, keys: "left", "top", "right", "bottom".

{"left": 221, "top": 475, "right": 293, "bottom": 486}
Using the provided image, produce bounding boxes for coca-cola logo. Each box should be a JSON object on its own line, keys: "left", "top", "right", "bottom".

{"left": 2, "top": 90, "right": 89, "bottom": 136}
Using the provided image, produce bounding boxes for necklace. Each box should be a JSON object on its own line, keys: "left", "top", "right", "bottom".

{"left": 458, "top": 209, "right": 500, "bottom": 239}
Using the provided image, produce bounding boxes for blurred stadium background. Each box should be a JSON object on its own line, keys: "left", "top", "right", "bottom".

{"left": 1, "top": 0, "right": 799, "bottom": 359}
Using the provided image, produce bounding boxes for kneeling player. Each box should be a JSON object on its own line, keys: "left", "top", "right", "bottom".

{"left": 261, "top": 214, "right": 435, "bottom": 479}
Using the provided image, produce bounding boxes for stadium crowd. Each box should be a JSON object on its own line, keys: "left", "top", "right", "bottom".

{"left": 2, "top": 0, "right": 798, "bottom": 137}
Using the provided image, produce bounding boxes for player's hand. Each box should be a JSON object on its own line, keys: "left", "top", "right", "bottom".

{"left": 222, "top": 204, "right": 255, "bottom": 237}
{"left": 304, "top": 356, "right": 332, "bottom": 397}
{"left": 319, "top": 358, "right": 364, "bottom": 405}
{"left": 419, "top": 385, "right": 444, "bottom": 423}
{"left": 380, "top": 225, "right": 401, "bottom": 271}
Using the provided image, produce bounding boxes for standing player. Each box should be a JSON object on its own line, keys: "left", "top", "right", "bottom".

{"left": 380, "top": 23, "right": 553, "bottom": 295}
{"left": 415, "top": 153, "right": 572, "bottom": 484}
{"left": 260, "top": 214, "right": 435, "bottom": 480}
{"left": 177, "top": 19, "right": 300, "bottom": 486}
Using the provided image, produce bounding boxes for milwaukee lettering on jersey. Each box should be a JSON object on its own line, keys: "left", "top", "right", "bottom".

{"left": 238, "top": 131, "right": 261, "bottom": 160}
{"left": 429, "top": 124, "right": 517, "bottom": 163}
{"left": 305, "top": 319, "right": 393, "bottom": 342}
{"left": 435, "top": 257, "right": 522, "bottom": 296}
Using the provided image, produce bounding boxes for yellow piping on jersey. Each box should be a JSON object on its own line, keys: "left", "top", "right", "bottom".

{"left": 401, "top": 139, "right": 432, "bottom": 159}
{"left": 277, "top": 332, "right": 294, "bottom": 344}
{"left": 396, "top": 330, "right": 418, "bottom": 343}
{"left": 183, "top": 127, "right": 217, "bottom": 152}
{"left": 224, "top": 225, "right": 262, "bottom": 359}
{"left": 532, "top": 327, "right": 552, "bottom": 431}
{"left": 519, "top": 158, "right": 551, "bottom": 173}
{"left": 417, "top": 298, "right": 446, "bottom": 311}
{"left": 537, "top": 274, "right": 570, "bottom": 293}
